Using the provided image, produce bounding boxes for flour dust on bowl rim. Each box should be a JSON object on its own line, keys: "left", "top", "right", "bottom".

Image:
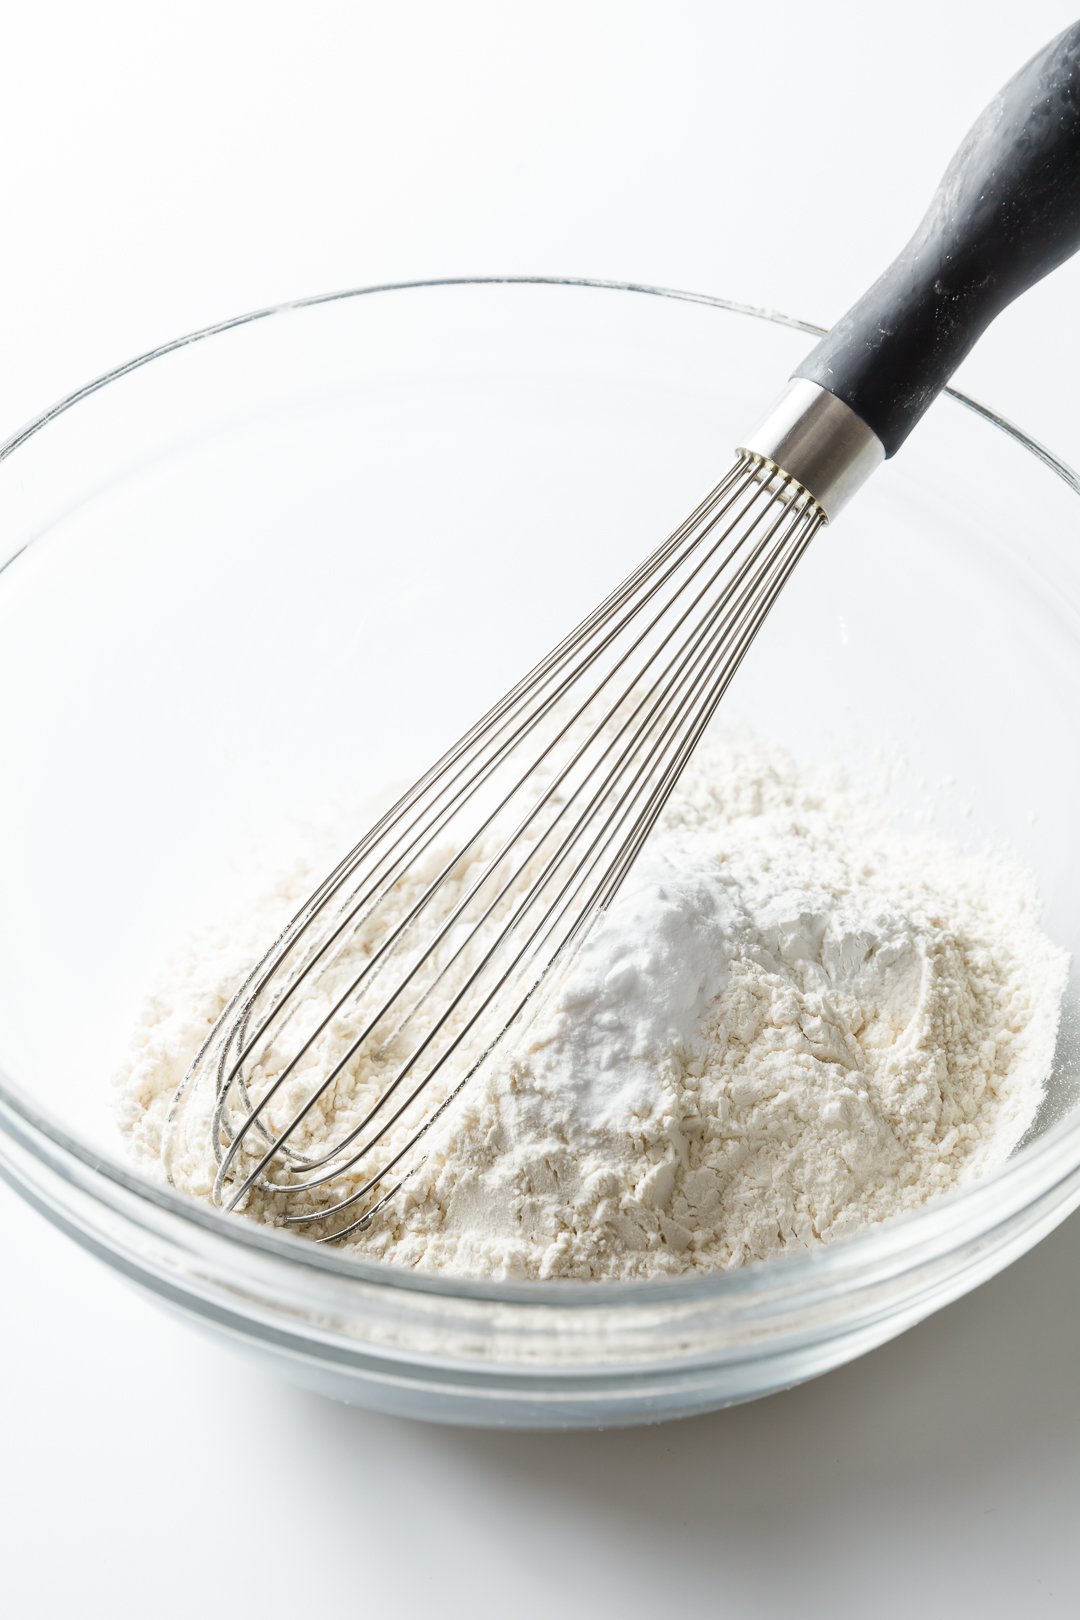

{"left": 0, "top": 277, "right": 1079, "bottom": 1429}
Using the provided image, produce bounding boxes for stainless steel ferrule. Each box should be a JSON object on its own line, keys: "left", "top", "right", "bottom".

{"left": 737, "top": 379, "right": 885, "bottom": 522}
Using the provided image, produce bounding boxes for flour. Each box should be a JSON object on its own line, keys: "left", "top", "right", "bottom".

{"left": 117, "top": 732, "right": 1068, "bottom": 1280}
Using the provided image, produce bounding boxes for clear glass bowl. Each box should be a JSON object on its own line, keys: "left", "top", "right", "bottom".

{"left": 1, "top": 278, "right": 1079, "bottom": 1430}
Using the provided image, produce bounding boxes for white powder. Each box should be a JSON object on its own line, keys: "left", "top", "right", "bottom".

{"left": 117, "top": 732, "right": 1068, "bottom": 1280}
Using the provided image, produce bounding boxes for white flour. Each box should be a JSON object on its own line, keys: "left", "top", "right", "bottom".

{"left": 117, "top": 733, "right": 1068, "bottom": 1280}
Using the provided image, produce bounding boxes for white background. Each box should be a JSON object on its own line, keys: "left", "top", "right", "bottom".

{"left": 3, "top": 2, "right": 1080, "bottom": 1614}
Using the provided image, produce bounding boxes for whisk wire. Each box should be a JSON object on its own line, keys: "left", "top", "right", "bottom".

{"left": 168, "top": 452, "right": 825, "bottom": 1237}
{"left": 202, "top": 462, "right": 756, "bottom": 1177}
{"left": 218, "top": 466, "right": 782, "bottom": 1191}
{"left": 213, "top": 462, "right": 769, "bottom": 1189}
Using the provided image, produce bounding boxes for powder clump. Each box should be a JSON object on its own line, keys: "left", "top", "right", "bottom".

{"left": 117, "top": 734, "right": 1068, "bottom": 1280}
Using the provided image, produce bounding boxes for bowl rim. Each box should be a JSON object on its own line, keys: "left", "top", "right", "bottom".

{"left": 1, "top": 272, "right": 1078, "bottom": 1309}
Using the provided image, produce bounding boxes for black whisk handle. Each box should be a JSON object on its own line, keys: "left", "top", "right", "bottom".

{"left": 794, "top": 22, "right": 1080, "bottom": 457}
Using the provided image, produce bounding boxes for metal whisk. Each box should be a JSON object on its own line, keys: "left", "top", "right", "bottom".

{"left": 168, "top": 22, "right": 1080, "bottom": 1239}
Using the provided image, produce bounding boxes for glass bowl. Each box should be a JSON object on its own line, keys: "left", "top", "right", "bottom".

{"left": 1, "top": 278, "right": 1078, "bottom": 1430}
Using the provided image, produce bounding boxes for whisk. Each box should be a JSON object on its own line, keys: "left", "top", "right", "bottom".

{"left": 167, "top": 23, "right": 1080, "bottom": 1240}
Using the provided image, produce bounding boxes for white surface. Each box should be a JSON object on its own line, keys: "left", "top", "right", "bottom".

{"left": 2, "top": 0, "right": 1080, "bottom": 1612}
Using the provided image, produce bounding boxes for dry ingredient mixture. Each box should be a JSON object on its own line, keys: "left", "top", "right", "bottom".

{"left": 118, "top": 733, "right": 1068, "bottom": 1280}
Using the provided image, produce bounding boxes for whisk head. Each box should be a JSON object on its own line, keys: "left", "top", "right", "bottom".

{"left": 165, "top": 452, "right": 825, "bottom": 1240}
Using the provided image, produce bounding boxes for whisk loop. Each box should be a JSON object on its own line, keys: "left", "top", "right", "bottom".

{"left": 165, "top": 453, "right": 824, "bottom": 1239}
